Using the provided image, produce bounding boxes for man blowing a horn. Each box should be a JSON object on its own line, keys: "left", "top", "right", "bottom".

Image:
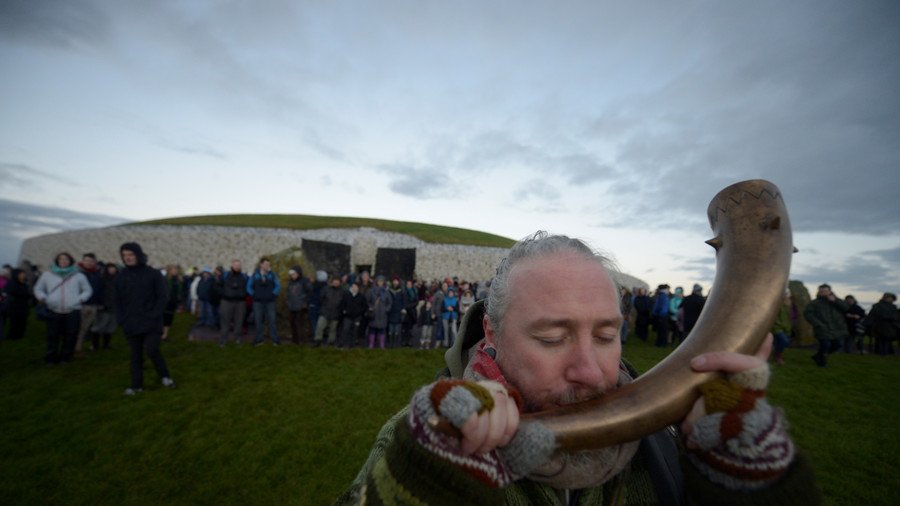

{"left": 338, "top": 232, "right": 818, "bottom": 505}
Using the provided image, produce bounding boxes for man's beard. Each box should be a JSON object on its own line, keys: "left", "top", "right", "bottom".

{"left": 523, "top": 368, "right": 640, "bottom": 489}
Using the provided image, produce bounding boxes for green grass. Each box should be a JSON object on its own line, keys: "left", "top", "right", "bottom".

{"left": 134, "top": 214, "right": 516, "bottom": 248}
{"left": 1, "top": 315, "right": 898, "bottom": 505}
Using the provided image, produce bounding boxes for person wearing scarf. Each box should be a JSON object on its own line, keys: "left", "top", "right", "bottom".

{"left": 338, "top": 232, "right": 818, "bottom": 505}
{"left": 33, "top": 252, "right": 93, "bottom": 364}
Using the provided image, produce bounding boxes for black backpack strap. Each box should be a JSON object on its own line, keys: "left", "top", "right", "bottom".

{"left": 638, "top": 428, "right": 685, "bottom": 506}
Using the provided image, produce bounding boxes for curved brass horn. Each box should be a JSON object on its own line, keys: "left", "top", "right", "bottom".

{"left": 521, "top": 179, "right": 794, "bottom": 451}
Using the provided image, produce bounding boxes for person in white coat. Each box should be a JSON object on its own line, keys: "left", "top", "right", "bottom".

{"left": 33, "top": 252, "right": 93, "bottom": 364}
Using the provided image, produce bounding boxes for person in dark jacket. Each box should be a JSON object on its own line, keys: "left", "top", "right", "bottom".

{"left": 867, "top": 293, "right": 897, "bottom": 355}
{"left": 387, "top": 277, "right": 406, "bottom": 348}
{"left": 339, "top": 282, "right": 368, "bottom": 348}
{"left": 681, "top": 284, "right": 706, "bottom": 337}
{"left": 366, "top": 275, "right": 392, "bottom": 349}
{"left": 803, "top": 283, "right": 848, "bottom": 367}
{"left": 632, "top": 287, "right": 651, "bottom": 342}
{"left": 315, "top": 275, "right": 345, "bottom": 346}
{"left": 619, "top": 287, "right": 632, "bottom": 344}
{"left": 402, "top": 279, "right": 419, "bottom": 347}
{"left": 286, "top": 266, "right": 311, "bottom": 344}
{"left": 843, "top": 295, "right": 867, "bottom": 353}
{"left": 4, "top": 268, "right": 31, "bottom": 340}
{"left": 91, "top": 263, "right": 119, "bottom": 349}
{"left": 219, "top": 259, "right": 248, "bottom": 346}
{"left": 196, "top": 268, "right": 216, "bottom": 328}
{"left": 162, "top": 265, "right": 182, "bottom": 340}
{"left": 247, "top": 257, "right": 281, "bottom": 346}
{"left": 115, "top": 242, "right": 175, "bottom": 395}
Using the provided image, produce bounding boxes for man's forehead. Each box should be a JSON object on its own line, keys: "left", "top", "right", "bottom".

{"left": 509, "top": 252, "right": 611, "bottom": 286}
{"left": 509, "top": 254, "right": 618, "bottom": 304}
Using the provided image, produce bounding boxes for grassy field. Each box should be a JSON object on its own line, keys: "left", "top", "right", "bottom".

{"left": 1, "top": 313, "right": 898, "bottom": 505}
{"left": 136, "top": 214, "right": 516, "bottom": 248}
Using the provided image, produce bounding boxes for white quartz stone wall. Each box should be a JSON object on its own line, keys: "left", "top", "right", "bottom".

{"left": 18, "top": 225, "right": 508, "bottom": 282}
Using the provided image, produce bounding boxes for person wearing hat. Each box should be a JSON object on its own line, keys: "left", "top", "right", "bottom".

{"left": 115, "top": 242, "right": 175, "bottom": 395}
{"left": 867, "top": 292, "right": 898, "bottom": 355}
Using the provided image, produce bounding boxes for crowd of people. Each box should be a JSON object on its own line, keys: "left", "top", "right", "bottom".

{"left": 165, "top": 257, "right": 488, "bottom": 350}
{"left": 1, "top": 244, "right": 898, "bottom": 375}
{"left": 624, "top": 281, "right": 900, "bottom": 368}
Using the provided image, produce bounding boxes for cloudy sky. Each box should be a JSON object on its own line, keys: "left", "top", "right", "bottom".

{"left": 1, "top": 0, "right": 898, "bottom": 306}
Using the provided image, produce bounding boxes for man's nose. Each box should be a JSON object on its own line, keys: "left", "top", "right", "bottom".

{"left": 563, "top": 337, "right": 606, "bottom": 388}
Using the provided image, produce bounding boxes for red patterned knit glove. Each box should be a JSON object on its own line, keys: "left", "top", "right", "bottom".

{"left": 687, "top": 364, "right": 796, "bottom": 490}
{"left": 408, "top": 379, "right": 555, "bottom": 488}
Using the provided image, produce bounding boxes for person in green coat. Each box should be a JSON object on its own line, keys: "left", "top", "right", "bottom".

{"left": 803, "top": 284, "right": 848, "bottom": 367}
{"left": 771, "top": 290, "right": 793, "bottom": 365}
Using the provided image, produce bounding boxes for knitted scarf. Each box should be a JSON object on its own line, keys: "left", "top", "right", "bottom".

{"left": 462, "top": 339, "right": 640, "bottom": 490}
{"left": 51, "top": 264, "right": 77, "bottom": 277}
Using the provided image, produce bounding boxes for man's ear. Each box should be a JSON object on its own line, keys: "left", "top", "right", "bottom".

{"left": 483, "top": 314, "right": 497, "bottom": 346}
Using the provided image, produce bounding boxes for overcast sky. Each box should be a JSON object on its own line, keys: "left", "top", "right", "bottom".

{"left": 1, "top": 0, "right": 898, "bottom": 306}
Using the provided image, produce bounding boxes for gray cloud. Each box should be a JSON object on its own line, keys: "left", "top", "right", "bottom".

{"left": 0, "top": 198, "right": 130, "bottom": 264}
{"left": 579, "top": 1, "right": 900, "bottom": 235}
{"left": 0, "top": 0, "right": 109, "bottom": 49}
{"left": 862, "top": 246, "right": 900, "bottom": 267}
{"left": 793, "top": 258, "right": 900, "bottom": 295}
{"left": 381, "top": 129, "right": 615, "bottom": 200}
{"left": 671, "top": 256, "right": 716, "bottom": 285}
{"left": 378, "top": 164, "right": 455, "bottom": 200}
{"left": 159, "top": 143, "right": 228, "bottom": 160}
{"left": 512, "top": 180, "right": 564, "bottom": 213}
{"left": 0, "top": 162, "right": 80, "bottom": 188}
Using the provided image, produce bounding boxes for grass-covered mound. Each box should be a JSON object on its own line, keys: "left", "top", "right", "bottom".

{"left": 136, "top": 214, "right": 516, "bottom": 248}
{"left": 1, "top": 314, "right": 898, "bottom": 505}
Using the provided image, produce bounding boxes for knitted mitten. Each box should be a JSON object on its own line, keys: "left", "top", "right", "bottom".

{"left": 687, "top": 364, "right": 795, "bottom": 490}
{"left": 407, "top": 379, "right": 556, "bottom": 488}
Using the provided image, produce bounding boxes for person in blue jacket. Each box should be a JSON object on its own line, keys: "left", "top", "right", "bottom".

{"left": 247, "top": 257, "right": 281, "bottom": 346}
{"left": 652, "top": 284, "right": 670, "bottom": 347}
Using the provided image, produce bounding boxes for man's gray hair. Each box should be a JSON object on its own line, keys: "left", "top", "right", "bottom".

{"left": 485, "top": 231, "right": 618, "bottom": 339}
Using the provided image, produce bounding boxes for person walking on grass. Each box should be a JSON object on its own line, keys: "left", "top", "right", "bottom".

{"left": 116, "top": 242, "right": 175, "bottom": 396}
